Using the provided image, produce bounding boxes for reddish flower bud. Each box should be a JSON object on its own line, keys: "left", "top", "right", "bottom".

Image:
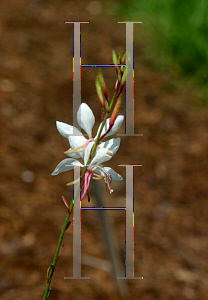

{"left": 98, "top": 69, "right": 108, "bottom": 102}
{"left": 120, "top": 52, "right": 126, "bottom": 64}
{"left": 104, "top": 99, "right": 109, "bottom": 112}
{"left": 112, "top": 50, "right": 121, "bottom": 82}
{"left": 109, "top": 94, "right": 122, "bottom": 127}
{"left": 62, "top": 196, "right": 70, "bottom": 212}
{"left": 95, "top": 75, "right": 105, "bottom": 108}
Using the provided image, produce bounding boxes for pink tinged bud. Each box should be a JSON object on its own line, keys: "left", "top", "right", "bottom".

{"left": 62, "top": 196, "right": 70, "bottom": 212}
{"left": 98, "top": 69, "right": 108, "bottom": 102}
{"left": 120, "top": 52, "right": 126, "bottom": 64}
{"left": 95, "top": 75, "right": 104, "bottom": 107}
{"left": 109, "top": 94, "right": 122, "bottom": 127}
{"left": 115, "top": 67, "right": 126, "bottom": 99}
{"left": 120, "top": 67, "right": 126, "bottom": 89}
{"left": 112, "top": 50, "right": 121, "bottom": 81}
{"left": 104, "top": 99, "right": 109, "bottom": 112}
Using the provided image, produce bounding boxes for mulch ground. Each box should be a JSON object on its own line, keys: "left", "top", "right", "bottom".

{"left": 0, "top": 1, "right": 208, "bottom": 299}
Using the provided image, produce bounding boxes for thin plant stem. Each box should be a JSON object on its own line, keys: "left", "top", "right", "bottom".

{"left": 43, "top": 94, "right": 117, "bottom": 300}
{"left": 43, "top": 175, "right": 82, "bottom": 300}
{"left": 43, "top": 64, "right": 126, "bottom": 300}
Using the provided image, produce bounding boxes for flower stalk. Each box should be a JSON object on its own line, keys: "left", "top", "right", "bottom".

{"left": 43, "top": 50, "right": 127, "bottom": 300}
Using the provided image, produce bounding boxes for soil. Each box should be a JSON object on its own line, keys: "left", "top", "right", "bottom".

{"left": 0, "top": 1, "right": 208, "bottom": 300}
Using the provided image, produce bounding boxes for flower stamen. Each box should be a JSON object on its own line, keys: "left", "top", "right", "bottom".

{"left": 64, "top": 138, "right": 94, "bottom": 155}
{"left": 66, "top": 177, "right": 80, "bottom": 186}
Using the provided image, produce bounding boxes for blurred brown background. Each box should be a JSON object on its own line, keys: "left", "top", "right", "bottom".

{"left": 0, "top": 1, "right": 208, "bottom": 299}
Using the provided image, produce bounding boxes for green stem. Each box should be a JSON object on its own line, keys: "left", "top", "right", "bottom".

{"left": 43, "top": 183, "right": 80, "bottom": 300}
{"left": 43, "top": 64, "right": 126, "bottom": 299}
{"left": 42, "top": 94, "right": 116, "bottom": 300}
{"left": 82, "top": 90, "right": 118, "bottom": 175}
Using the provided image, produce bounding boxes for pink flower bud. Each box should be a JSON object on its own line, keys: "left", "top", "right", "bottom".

{"left": 109, "top": 94, "right": 122, "bottom": 127}
{"left": 95, "top": 75, "right": 104, "bottom": 107}
{"left": 98, "top": 69, "right": 108, "bottom": 102}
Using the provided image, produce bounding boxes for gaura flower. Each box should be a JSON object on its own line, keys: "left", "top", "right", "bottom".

{"left": 52, "top": 102, "right": 123, "bottom": 200}
{"left": 52, "top": 140, "right": 123, "bottom": 200}
{"left": 55, "top": 103, "right": 124, "bottom": 159}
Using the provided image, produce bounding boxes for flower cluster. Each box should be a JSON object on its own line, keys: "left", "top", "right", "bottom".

{"left": 52, "top": 50, "right": 128, "bottom": 201}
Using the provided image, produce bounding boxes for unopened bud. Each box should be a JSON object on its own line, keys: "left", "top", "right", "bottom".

{"left": 112, "top": 50, "right": 121, "bottom": 81}
{"left": 115, "top": 79, "right": 118, "bottom": 89}
{"left": 62, "top": 196, "right": 70, "bottom": 212}
{"left": 118, "top": 50, "right": 124, "bottom": 63}
{"left": 104, "top": 99, "right": 109, "bottom": 112}
{"left": 120, "top": 67, "right": 126, "bottom": 89}
{"left": 47, "top": 264, "right": 54, "bottom": 279}
{"left": 95, "top": 76, "right": 104, "bottom": 107}
{"left": 109, "top": 94, "right": 122, "bottom": 127}
{"left": 98, "top": 69, "right": 108, "bottom": 101}
{"left": 121, "top": 52, "right": 126, "bottom": 64}
{"left": 112, "top": 50, "right": 118, "bottom": 65}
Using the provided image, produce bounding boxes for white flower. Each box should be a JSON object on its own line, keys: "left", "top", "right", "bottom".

{"left": 55, "top": 103, "right": 124, "bottom": 159}
{"left": 52, "top": 103, "right": 123, "bottom": 200}
{"left": 52, "top": 140, "right": 123, "bottom": 200}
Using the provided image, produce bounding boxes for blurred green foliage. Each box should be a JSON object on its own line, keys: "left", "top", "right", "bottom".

{"left": 114, "top": 0, "right": 208, "bottom": 88}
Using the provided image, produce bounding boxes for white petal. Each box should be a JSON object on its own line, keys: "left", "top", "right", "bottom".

{"left": 56, "top": 121, "right": 82, "bottom": 138}
{"left": 103, "top": 167, "right": 123, "bottom": 181}
{"left": 93, "top": 166, "right": 123, "bottom": 181}
{"left": 90, "top": 148, "right": 112, "bottom": 166}
{"left": 51, "top": 159, "right": 83, "bottom": 175}
{"left": 77, "top": 103, "right": 95, "bottom": 138}
{"left": 99, "top": 138, "right": 121, "bottom": 156}
{"left": 95, "top": 115, "right": 124, "bottom": 139}
{"left": 68, "top": 135, "right": 88, "bottom": 159}
{"left": 84, "top": 141, "right": 95, "bottom": 165}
